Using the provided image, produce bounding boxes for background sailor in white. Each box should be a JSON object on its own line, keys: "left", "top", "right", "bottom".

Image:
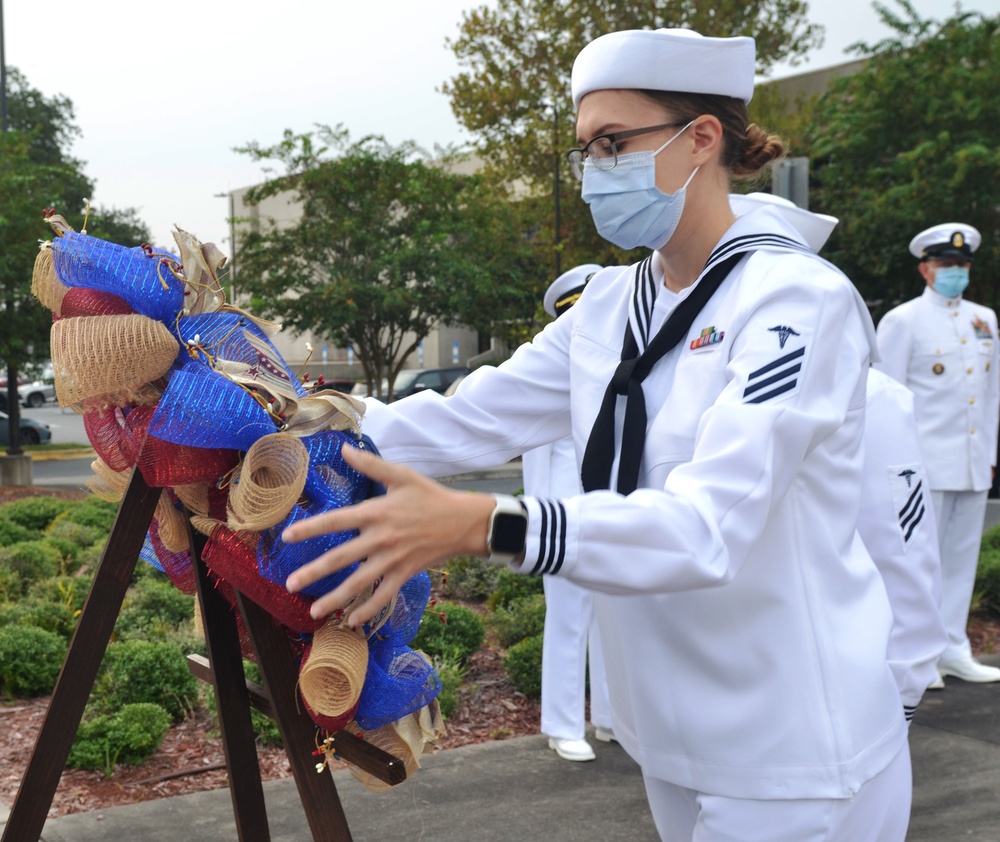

{"left": 733, "top": 193, "right": 948, "bottom": 721}
{"left": 875, "top": 223, "right": 1000, "bottom": 685}
{"left": 862, "top": 367, "right": 948, "bottom": 712}
{"left": 524, "top": 264, "right": 614, "bottom": 763}
{"left": 284, "top": 29, "right": 912, "bottom": 841}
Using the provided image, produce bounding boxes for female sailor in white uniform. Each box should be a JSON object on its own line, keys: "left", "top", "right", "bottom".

{"left": 284, "top": 28, "right": 912, "bottom": 841}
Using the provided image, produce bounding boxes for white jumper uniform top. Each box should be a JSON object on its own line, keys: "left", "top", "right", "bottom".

{"left": 875, "top": 286, "right": 999, "bottom": 492}
{"left": 362, "top": 205, "right": 907, "bottom": 800}
{"left": 860, "top": 368, "right": 946, "bottom": 714}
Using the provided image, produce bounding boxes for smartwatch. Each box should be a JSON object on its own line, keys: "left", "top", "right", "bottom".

{"left": 485, "top": 494, "right": 528, "bottom": 564}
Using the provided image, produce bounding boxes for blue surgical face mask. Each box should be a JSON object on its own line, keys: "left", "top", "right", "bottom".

{"left": 932, "top": 265, "right": 970, "bottom": 299}
{"left": 581, "top": 121, "right": 698, "bottom": 251}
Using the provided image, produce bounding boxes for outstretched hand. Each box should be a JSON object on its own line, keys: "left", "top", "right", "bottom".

{"left": 282, "top": 444, "right": 494, "bottom": 628}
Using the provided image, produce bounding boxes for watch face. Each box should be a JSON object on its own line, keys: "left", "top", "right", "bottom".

{"left": 492, "top": 511, "right": 528, "bottom": 555}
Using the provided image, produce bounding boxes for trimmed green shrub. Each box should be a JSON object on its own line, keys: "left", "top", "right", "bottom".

{"left": 981, "top": 524, "right": 1000, "bottom": 553}
{"left": 0, "top": 596, "right": 77, "bottom": 640}
{"left": 0, "top": 496, "right": 69, "bottom": 531}
{"left": 74, "top": 543, "right": 106, "bottom": 572}
{"left": 0, "top": 568, "right": 21, "bottom": 603}
{"left": 0, "top": 540, "right": 63, "bottom": 595}
{"left": 412, "top": 601, "right": 485, "bottom": 664}
{"left": 68, "top": 703, "right": 172, "bottom": 776}
{"left": 115, "top": 575, "right": 195, "bottom": 640}
{"left": 0, "top": 516, "right": 33, "bottom": 547}
{"left": 0, "top": 624, "right": 67, "bottom": 697}
{"left": 975, "top": 547, "right": 1000, "bottom": 615}
{"left": 57, "top": 497, "right": 117, "bottom": 533}
{"left": 433, "top": 653, "right": 467, "bottom": 719}
{"left": 46, "top": 518, "right": 103, "bottom": 555}
{"left": 441, "top": 555, "right": 503, "bottom": 603}
{"left": 97, "top": 639, "right": 198, "bottom": 721}
{"left": 486, "top": 568, "right": 544, "bottom": 612}
{"left": 487, "top": 594, "right": 546, "bottom": 649}
{"left": 503, "top": 634, "right": 543, "bottom": 699}
{"left": 28, "top": 572, "right": 95, "bottom": 617}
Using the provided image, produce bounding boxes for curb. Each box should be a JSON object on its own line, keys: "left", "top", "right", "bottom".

{"left": 29, "top": 448, "right": 95, "bottom": 462}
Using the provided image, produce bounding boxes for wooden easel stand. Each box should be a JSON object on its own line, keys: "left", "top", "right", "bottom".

{"left": 2, "top": 468, "right": 400, "bottom": 842}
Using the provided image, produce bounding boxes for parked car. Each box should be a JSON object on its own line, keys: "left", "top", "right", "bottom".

{"left": 301, "top": 377, "right": 357, "bottom": 395}
{"left": 390, "top": 367, "right": 471, "bottom": 401}
{"left": 18, "top": 380, "right": 56, "bottom": 408}
{"left": 0, "top": 411, "right": 52, "bottom": 446}
{"left": 350, "top": 379, "right": 389, "bottom": 400}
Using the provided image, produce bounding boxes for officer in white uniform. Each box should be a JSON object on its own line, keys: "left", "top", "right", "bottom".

{"left": 876, "top": 223, "right": 1000, "bottom": 685}
{"left": 523, "top": 264, "right": 614, "bottom": 762}
{"left": 733, "top": 194, "right": 947, "bottom": 717}
{"left": 285, "top": 30, "right": 913, "bottom": 841}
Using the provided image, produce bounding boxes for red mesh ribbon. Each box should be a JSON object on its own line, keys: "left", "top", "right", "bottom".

{"left": 83, "top": 405, "right": 134, "bottom": 472}
{"left": 202, "top": 525, "right": 319, "bottom": 634}
{"left": 123, "top": 405, "right": 239, "bottom": 488}
{"left": 60, "top": 288, "right": 136, "bottom": 318}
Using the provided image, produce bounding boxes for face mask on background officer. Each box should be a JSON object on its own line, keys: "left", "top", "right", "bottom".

{"left": 920, "top": 253, "right": 972, "bottom": 300}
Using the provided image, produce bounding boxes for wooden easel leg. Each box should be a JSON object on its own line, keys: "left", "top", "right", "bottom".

{"left": 236, "top": 592, "right": 355, "bottom": 842}
{"left": 190, "top": 532, "right": 272, "bottom": 842}
{"left": 1, "top": 469, "right": 161, "bottom": 842}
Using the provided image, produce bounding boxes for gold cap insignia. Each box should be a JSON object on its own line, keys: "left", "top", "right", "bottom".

{"left": 953, "top": 232, "right": 965, "bottom": 248}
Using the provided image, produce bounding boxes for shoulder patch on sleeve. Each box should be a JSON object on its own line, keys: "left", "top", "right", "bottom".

{"left": 889, "top": 465, "right": 927, "bottom": 547}
{"left": 743, "top": 344, "right": 805, "bottom": 404}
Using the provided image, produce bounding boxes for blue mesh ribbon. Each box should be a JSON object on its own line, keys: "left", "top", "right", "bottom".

{"left": 257, "top": 504, "right": 359, "bottom": 598}
{"left": 176, "top": 312, "right": 307, "bottom": 399}
{"left": 148, "top": 363, "right": 276, "bottom": 451}
{"left": 52, "top": 232, "right": 184, "bottom": 324}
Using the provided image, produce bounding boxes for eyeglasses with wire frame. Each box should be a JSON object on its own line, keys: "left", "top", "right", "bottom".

{"left": 566, "top": 122, "right": 688, "bottom": 181}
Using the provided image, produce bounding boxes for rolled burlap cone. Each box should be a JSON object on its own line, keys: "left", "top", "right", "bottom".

{"left": 298, "top": 618, "right": 369, "bottom": 721}
{"left": 32, "top": 246, "right": 67, "bottom": 316}
{"left": 50, "top": 314, "right": 178, "bottom": 408}
{"left": 173, "top": 482, "right": 212, "bottom": 517}
{"left": 156, "top": 491, "right": 191, "bottom": 554}
{"left": 227, "top": 433, "right": 310, "bottom": 532}
{"left": 86, "top": 457, "right": 131, "bottom": 502}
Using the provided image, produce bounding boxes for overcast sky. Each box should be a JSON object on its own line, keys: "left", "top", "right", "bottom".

{"left": 7, "top": 0, "right": 998, "bottom": 254}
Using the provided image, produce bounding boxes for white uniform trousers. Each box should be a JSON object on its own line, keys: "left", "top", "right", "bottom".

{"left": 641, "top": 741, "right": 911, "bottom": 842}
{"left": 540, "top": 575, "right": 612, "bottom": 740}
{"left": 931, "top": 489, "right": 989, "bottom": 661}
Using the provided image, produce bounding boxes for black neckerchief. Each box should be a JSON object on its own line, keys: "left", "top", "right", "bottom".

{"left": 580, "top": 233, "right": 811, "bottom": 495}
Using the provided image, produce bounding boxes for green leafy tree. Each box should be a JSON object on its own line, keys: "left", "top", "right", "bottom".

{"left": 442, "top": 0, "right": 824, "bottom": 275}
{"left": 808, "top": 1, "right": 1000, "bottom": 320}
{"left": 235, "top": 125, "right": 533, "bottom": 399}
{"left": 0, "top": 70, "right": 149, "bottom": 453}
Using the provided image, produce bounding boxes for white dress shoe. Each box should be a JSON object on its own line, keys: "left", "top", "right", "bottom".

{"left": 927, "top": 673, "right": 945, "bottom": 690}
{"left": 938, "top": 657, "right": 1000, "bottom": 683}
{"left": 593, "top": 727, "right": 617, "bottom": 743}
{"left": 548, "top": 737, "right": 596, "bottom": 761}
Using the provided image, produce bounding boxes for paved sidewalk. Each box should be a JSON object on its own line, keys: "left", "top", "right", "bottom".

{"left": 2, "top": 653, "right": 997, "bottom": 842}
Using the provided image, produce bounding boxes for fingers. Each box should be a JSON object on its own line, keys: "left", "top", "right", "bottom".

{"left": 309, "top": 564, "right": 402, "bottom": 627}
{"left": 282, "top": 504, "right": 360, "bottom": 543}
{"left": 341, "top": 442, "right": 407, "bottom": 485}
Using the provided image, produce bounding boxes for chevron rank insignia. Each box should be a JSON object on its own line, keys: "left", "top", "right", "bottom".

{"left": 690, "top": 325, "right": 725, "bottom": 350}
{"left": 743, "top": 346, "right": 805, "bottom": 404}
{"left": 889, "top": 465, "right": 926, "bottom": 547}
